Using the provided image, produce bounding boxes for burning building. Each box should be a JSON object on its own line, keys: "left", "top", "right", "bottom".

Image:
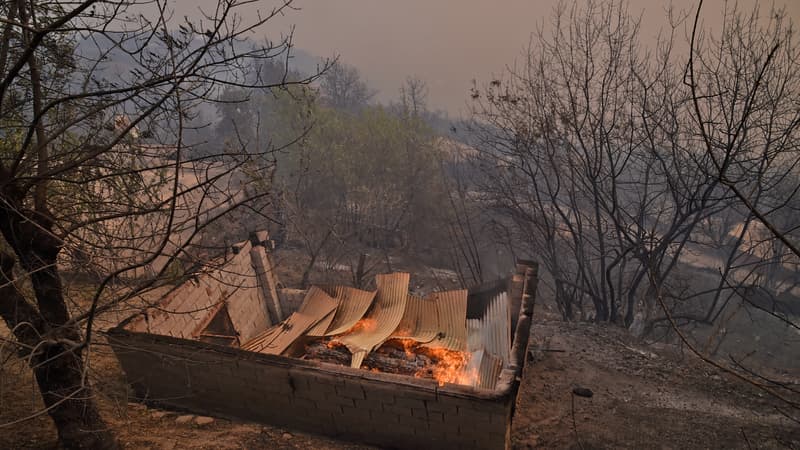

{"left": 109, "top": 232, "right": 537, "bottom": 449}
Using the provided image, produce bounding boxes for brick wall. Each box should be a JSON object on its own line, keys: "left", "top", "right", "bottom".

{"left": 109, "top": 263, "right": 537, "bottom": 449}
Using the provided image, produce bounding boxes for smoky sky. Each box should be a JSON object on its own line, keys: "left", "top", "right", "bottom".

{"left": 174, "top": 1, "right": 800, "bottom": 116}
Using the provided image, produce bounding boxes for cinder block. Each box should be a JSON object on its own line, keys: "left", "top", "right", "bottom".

{"left": 393, "top": 396, "right": 426, "bottom": 409}
{"left": 335, "top": 382, "right": 366, "bottom": 400}
{"left": 339, "top": 405, "right": 373, "bottom": 422}
{"left": 427, "top": 421, "right": 461, "bottom": 438}
{"left": 289, "top": 397, "right": 317, "bottom": 411}
{"left": 323, "top": 393, "right": 356, "bottom": 408}
{"left": 425, "top": 410, "right": 445, "bottom": 423}
{"left": 364, "top": 408, "right": 395, "bottom": 424}
{"left": 308, "top": 372, "right": 346, "bottom": 387}
{"left": 410, "top": 407, "right": 428, "bottom": 419}
{"left": 292, "top": 388, "right": 326, "bottom": 404}
{"left": 351, "top": 397, "right": 383, "bottom": 412}
{"left": 369, "top": 421, "right": 421, "bottom": 441}
{"left": 381, "top": 402, "right": 412, "bottom": 417}
{"left": 397, "top": 412, "right": 429, "bottom": 430}
{"left": 395, "top": 387, "right": 437, "bottom": 402}
{"left": 305, "top": 381, "right": 338, "bottom": 396}
{"left": 456, "top": 406, "right": 494, "bottom": 424}
{"left": 359, "top": 381, "right": 396, "bottom": 404}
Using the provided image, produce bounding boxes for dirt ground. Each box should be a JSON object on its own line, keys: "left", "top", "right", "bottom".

{"left": 512, "top": 311, "right": 800, "bottom": 449}
{"left": 3, "top": 311, "right": 798, "bottom": 449}
{"left": 1, "top": 251, "right": 799, "bottom": 449}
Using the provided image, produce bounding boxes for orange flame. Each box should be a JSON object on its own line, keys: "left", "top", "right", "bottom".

{"left": 344, "top": 318, "right": 378, "bottom": 334}
{"left": 385, "top": 339, "right": 478, "bottom": 387}
{"left": 394, "top": 338, "right": 418, "bottom": 358}
{"left": 326, "top": 339, "right": 345, "bottom": 350}
{"left": 416, "top": 347, "right": 478, "bottom": 387}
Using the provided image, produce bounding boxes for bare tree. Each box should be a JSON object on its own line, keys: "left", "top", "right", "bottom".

{"left": 469, "top": 1, "right": 717, "bottom": 325}
{"left": 319, "top": 61, "right": 375, "bottom": 111}
{"left": 468, "top": 0, "right": 799, "bottom": 334}
{"left": 468, "top": 0, "right": 800, "bottom": 415}
{"left": 399, "top": 75, "right": 427, "bottom": 118}
{"left": 687, "top": 0, "right": 800, "bottom": 261}
{"left": 0, "top": 1, "right": 327, "bottom": 447}
{"left": 437, "top": 139, "right": 485, "bottom": 287}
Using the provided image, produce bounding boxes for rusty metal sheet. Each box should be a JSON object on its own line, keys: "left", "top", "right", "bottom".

{"left": 241, "top": 323, "right": 281, "bottom": 353}
{"left": 389, "top": 294, "right": 439, "bottom": 343}
{"left": 240, "top": 313, "right": 313, "bottom": 355}
{"left": 350, "top": 349, "right": 367, "bottom": 370}
{"left": 242, "top": 300, "right": 336, "bottom": 355}
{"left": 467, "top": 291, "right": 510, "bottom": 364}
{"left": 338, "top": 272, "right": 410, "bottom": 367}
{"left": 323, "top": 286, "right": 376, "bottom": 336}
{"left": 424, "top": 289, "right": 468, "bottom": 351}
{"left": 300, "top": 286, "right": 339, "bottom": 337}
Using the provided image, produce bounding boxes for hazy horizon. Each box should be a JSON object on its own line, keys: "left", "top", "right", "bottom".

{"left": 175, "top": 1, "right": 800, "bottom": 117}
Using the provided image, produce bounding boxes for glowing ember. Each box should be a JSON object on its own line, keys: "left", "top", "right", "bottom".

{"left": 388, "top": 339, "right": 478, "bottom": 387}
{"left": 394, "top": 338, "right": 418, "bottom": 358}
{"left": 326, "top": 339, "right": 345, "bottom": 350}
{"left": 307, "top": 338, "right": 480, "bottom": 387}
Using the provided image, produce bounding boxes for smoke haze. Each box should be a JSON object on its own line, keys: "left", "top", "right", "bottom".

{"left": 175, "top": 1, "right": 800, "bottom": 115}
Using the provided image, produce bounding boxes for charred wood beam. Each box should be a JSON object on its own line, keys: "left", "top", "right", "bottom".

{"left": 303, "top": 340, "right": 440, "bottom": 379}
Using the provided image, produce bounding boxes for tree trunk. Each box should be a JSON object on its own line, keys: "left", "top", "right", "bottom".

{"left": 0, "top": 215, "right": 117, "bottom": 449}
{"left": 353, "top": 252, "right": 366, "bottom": 288}
{"left": 31, "top": 342, "right": 116, "bottom": 449}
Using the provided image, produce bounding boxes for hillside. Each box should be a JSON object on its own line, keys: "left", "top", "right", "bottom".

{"left": 2, "top": 303, "right": 797, "bottom": 449}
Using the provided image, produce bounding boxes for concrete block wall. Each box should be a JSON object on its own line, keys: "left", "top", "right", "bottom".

{"left": 109, "top": 331, "right": 513, "bottom": 449}
{"left": 111, "top": 262, "right": 538, "bottom": 449}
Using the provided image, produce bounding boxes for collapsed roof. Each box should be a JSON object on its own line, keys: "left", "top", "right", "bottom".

{"left": 127, "top": 232, "right": 515, "bottom": 390}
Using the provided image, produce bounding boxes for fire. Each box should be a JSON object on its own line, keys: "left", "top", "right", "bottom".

{"left": 325, "top": 339, "right": 345, "bottom": 350}
{"left": 386, "top": 339, "right": 479, "bottom": 387}
{"left": 415, "top": 346, "right": 478, "bottom": 387}
{"left": 393, "top": 338, "right": 418, "bottom": 358}
{"left": 318, "top": 336, "right": 480, "bottom": 387}
{"left": 344, "top": 318, "right": 378, "bottom": 334}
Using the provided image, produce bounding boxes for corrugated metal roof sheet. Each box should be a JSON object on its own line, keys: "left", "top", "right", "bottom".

{"left": 338, "top": 272, "right": 410, "bottom": 367}
{"left": 464, "top": 349, "right": 503, "bottom": 390}
{"left": 242, "top": 294, "right": 337, "bottom": 355}
{"left": 241, "top": 323, "right": 279, "bottom": 353}
{"left": 243, "top": 312, "right": 312, "bottom": 355}
{"left": 389, "top": 294, "right": 439, "bottom": 343}
{"left": 323, "top": 286, "right": 376, "bottom": 336}
{"left": 134, "top": 240, "right": 256, "bottom": 339}
{"left": 467, "top": 291, "right": 510, "bottom": 364}
{"left": 300, "top": 286, "right": 339, "bottom": 337}
{"left": 350, "top": 349, "right": 367, "bottom": 370}
{"left": 425, "top": 289, "right": 468, "bottom": 351}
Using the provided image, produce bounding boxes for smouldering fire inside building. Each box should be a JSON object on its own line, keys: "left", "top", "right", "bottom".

{"left": 109, "top": 232, "right": 537, "bottom": 449}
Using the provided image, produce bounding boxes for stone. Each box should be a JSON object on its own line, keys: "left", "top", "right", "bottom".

{"left": 282, "top": 432, "right": 293, "bottom": 440}
{"left": 175, "top": 414, "right": 195, "bottom": 424}
{"left": 151, "top": 411, "right": 169, "bottom": 419}
{"left": 195, "top": 416, "right": 215, "bottom": 426}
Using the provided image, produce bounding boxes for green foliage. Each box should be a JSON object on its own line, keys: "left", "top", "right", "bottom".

{"left": 217, "top": 82, "right": 450, "bottom": 253}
